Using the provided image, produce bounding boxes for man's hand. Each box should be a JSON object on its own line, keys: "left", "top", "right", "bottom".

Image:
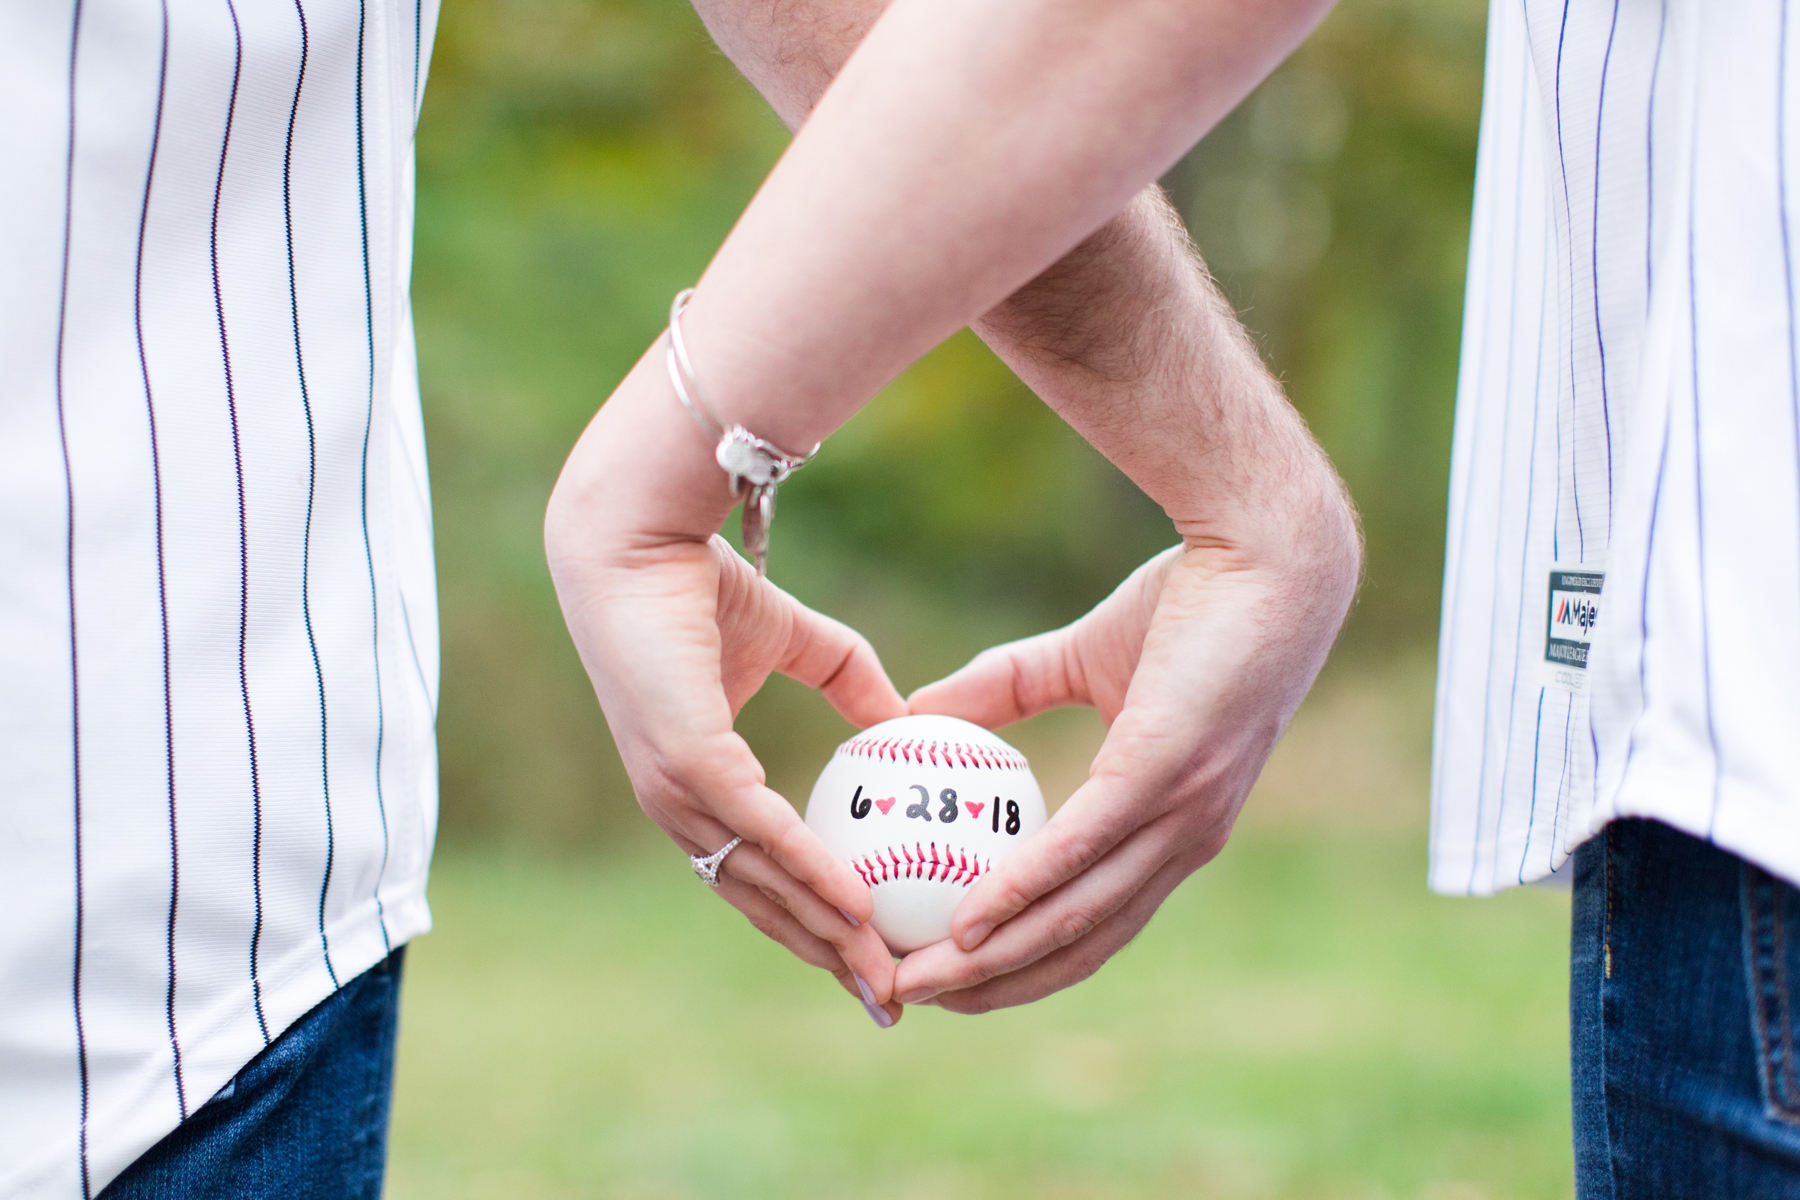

{"left": 894, "top": 535, "right": 1349, "bottom": 1010}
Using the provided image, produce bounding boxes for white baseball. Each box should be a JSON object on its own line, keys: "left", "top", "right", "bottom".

{"left": 805, "top": 714, "right": 1047, "bottom": 955}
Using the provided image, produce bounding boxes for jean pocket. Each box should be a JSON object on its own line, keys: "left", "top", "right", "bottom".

{"left": 1744, "top": 864, "right": 1800, "bottom": 1124}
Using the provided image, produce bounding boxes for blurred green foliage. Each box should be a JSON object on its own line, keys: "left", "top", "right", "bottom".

{"left": 414, "top": 0, "right": 1487, "bottom": 849}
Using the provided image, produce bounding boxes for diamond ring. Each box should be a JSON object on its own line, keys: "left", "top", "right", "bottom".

{"left": 690, "top": 836, "right": 743, "bottom": 887}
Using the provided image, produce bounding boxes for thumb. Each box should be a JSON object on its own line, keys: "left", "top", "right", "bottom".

{"left": 907, "top": 625, "right": 1089, "bottom": 728}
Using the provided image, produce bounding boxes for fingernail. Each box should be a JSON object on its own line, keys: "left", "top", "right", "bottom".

{"left": 898, "top": 987, "right": 939, "bottom": 1004}
{"left": 852, "top": 974, "right": 878, "bottom": 1006}
{"left": 838, "top": 907, "right": 860, "bottom": 928}
{"left": 860, "top": 996, "right": 894, "bottom": 1029}
{"left": 961, "top": 922, "right": 994, "bottom": 952}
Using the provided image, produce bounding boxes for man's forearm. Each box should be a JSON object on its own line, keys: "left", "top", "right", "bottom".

{"left": 976, "top": 189, "right": 1353, "bottom": 569}
{"left": 693, "top": 0, "right": 1355, "bottom": 570}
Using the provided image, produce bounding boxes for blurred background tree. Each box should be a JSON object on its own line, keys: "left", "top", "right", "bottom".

{"left": 416, "top": 0, "right": 1485, "bottom": 851}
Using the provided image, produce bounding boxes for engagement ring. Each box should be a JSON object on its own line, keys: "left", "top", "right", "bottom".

{"left": 690, "top": 836, "right": 743, "bottom": 887}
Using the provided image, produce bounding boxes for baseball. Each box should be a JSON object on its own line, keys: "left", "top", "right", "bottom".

{"left": 805, "top": 714, "right": 1047, "bottom": 955}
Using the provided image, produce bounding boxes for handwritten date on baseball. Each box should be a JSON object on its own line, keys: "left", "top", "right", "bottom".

{"left": 850, "top": 785, "right": 1022, "bottom": 833}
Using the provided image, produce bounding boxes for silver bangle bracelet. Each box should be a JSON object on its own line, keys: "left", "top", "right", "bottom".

{"left": 665, "top": 288, "right": 818, "bottom": 578}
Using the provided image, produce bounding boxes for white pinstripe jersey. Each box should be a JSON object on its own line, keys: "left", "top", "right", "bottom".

{"left": 1433, "top": 0, "right": 1800, "bottom": 894}
{"left": 0, "top": 1, "right": 440, "bottom": 1194}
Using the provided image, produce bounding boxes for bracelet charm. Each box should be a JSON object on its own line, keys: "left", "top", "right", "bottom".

{"left": 665, "top": 288, "right": 818, "bottom": 576}
{"left": 716, "top": 426, "right": 786, "bottom": 491}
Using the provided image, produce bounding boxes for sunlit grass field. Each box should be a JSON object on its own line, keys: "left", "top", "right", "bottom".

{"left": 386, "top": 666, "right": 1574, "bottom": 1200}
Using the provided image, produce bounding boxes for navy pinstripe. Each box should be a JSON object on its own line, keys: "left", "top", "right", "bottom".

{"left": 1613, "top": 0, "right": 1669, "bottom": 797}
{"left": 281, "top": 0, "right": 340, "bottom": 991}
{"left": 1526, "top": 692, "right": 1573, "bottom": 882}
{"left": 1591, "top": 0, "right": 1620, "bottom": 528}
{"left": 354, "top": 0, "right": 392, "bottom": 952}
{"left": 207, "top": 0, "right": 268, "bottom": 1045}
{"left": 1488, "top": 293, "right": 1549, "bottom": 891}
{"left": 1452, "top": 13, "right": 1532, "bottom": 893}
{"left": 1477, "top": 182, "right": 1553, "bottom": 895}
{"left": 413, "top": 0, "right": 423, "bottom": 124}
{"left": 132, "top": 0, "right": 187, "bottom": 1122}
{"left": 1509, "top": 231, "right": 1562, "bottom": 887}
{"left": 54, "top": 2, "right": 93, "bottom": 1194}
{"left": 1553, "top": 0, "right": 1586, "bottom": 561}
{"left": 1618, "top": 395, "right": 1670, "bottom": 786}
{"left": 1516, "top": 688, "right": 1547, "bottom": 887}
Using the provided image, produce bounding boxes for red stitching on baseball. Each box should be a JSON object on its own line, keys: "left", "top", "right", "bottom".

{"left": 848, "top": 842, "right": 991, "bottom": 890}
{"left": 836, "top": 737, "right": 1026, "bottom": 771}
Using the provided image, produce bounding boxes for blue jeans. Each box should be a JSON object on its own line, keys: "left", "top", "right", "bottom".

{"left": 1573, "top": 819, "right": 1800, "bottom": 1197}
{"left": 100, "top": 948, "right": 405, "bottom": 1200}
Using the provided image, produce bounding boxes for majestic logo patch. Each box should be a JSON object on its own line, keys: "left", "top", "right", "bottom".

{"left": 1544, "top": 566, "right": 1603, "bottom": 692}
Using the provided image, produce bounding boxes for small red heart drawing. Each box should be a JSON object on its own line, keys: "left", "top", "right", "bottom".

{"left": 874, "top": 798, "right": 896, "bottom": 816}
{"left": 964, "top": 801, "right": 986, "bottom": 819}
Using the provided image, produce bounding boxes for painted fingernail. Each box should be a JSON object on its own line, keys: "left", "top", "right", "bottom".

{"left": 898, "top": 987, "right": 939, "bottom": 1005}
{"left": 960, "top": 922, "right": 994, "bottom": 952}
{"left": 838, "top": 907, "right": 861, "bottom": 928}
{"left": 852, "top": 973, "right": 878, "bottom": 1006}
{"left": 860, "top": 996, "right": 894, "bottom": 1029}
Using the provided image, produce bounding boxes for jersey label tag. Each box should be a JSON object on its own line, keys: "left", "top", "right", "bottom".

{"left": 1543, "top": 564, "right": 1603, "bottom": 693}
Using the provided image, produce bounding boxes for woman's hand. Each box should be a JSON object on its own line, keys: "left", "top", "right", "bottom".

{"left": 893, "top": 523, "right": 1356, "bottom": 1012}
{"left": 546, "top": 351, "right": 908, "bottom": 1026}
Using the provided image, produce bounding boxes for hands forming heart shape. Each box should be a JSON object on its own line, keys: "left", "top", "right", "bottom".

{"left": 545, "top": 0, "right": 1356, "bottom": 1028}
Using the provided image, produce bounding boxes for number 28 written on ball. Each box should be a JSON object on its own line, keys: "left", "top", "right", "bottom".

{"left": 849, "top": 785, "right": 1022, "bottom": 834}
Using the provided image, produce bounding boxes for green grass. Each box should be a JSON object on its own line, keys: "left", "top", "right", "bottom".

{"left": 387, "top": 700, "right": 1574, "bottom": 1200}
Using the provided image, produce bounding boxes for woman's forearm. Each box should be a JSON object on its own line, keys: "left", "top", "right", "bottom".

{"left": 675, "top": 0, "right": 1333, "bottom": 452}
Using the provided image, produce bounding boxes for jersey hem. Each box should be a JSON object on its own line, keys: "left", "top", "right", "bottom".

{"left": 4, "top": 879, "right": 431, "bottom": 1200}
{"left": 1428, "top": 823, "right": 1598, "bottom": 896}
